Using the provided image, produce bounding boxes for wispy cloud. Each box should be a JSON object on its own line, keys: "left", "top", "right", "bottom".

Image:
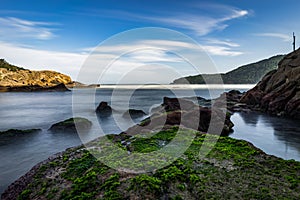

{"left": 205, "top": 39, "right": 240, "bottom": 47}
{"left": 202, "top": 45, "right": 243, "bottom": 56}
{"left": 146, "top": 8, "right": 248, "bottom": 36}
{"left": 255, "top": 33, "right": 292, "bottom": 42}
{"left": 83, "top": 39, "right": 242, "bottom": 57}
{"left": 81, "top": 3, "right": 249, "bottom": 37}
{"left": 0, "top": 41, "right": 86, "bottom": 78}
{"left": 0, "top": 17, "right": 57, "bottom": 40}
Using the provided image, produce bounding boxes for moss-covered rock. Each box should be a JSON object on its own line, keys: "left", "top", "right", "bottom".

{"left": 0, "top": 129, "right": 41, "bottom": 136}
{"left": 48, "top": 117, "right": 92, "bottom": 133}
{"left": 3, "top": 126, "right": 300, "bottom": 200}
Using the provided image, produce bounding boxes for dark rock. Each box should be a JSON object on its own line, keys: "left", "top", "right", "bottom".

{"left": 0, "top": 83, "right": 70, "bottom": 92}
{"left": 48, "top": 117, "right": 92, "bottom": 132}
{"left": 96, "top": 102, "right": 112, "bottom": 117}
{"left": 161, "top": 97, "right": 196, "bottom": 112}
{"left": 124, "top": 97, "right": 234, "bottom": 136}
{"left": 241, "top": 49, "right": 300, "bottom": 119}
{"left": 214, "top": 90, "right": 250, "bottom": 113}
{"left": 123, "top": 109, "right": 146, "bottom": 119}
{"left": 1, "top": 151, "right": 65, "bottom": 200}
{"left": 0, "top": 129, "right": 41, "bottom": 136}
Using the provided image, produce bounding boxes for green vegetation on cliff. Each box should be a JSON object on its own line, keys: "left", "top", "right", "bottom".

{"left": 6, "top": 127, "right": 300, "bottom": 200}
{"left": 0, "top": 59, "right": 24, "bottom": 71}
{"left": 173, "top": 55, "right": 285, "bottom": 84}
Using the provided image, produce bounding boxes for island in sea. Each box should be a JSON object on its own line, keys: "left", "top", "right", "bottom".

{"left": 1, "top": 49, "right": 300, "bottom": 199}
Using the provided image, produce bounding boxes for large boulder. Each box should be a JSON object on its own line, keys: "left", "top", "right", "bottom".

{"left": 49, "top": 117, "right": 92, "bottom": 132}
{"left": 241, "top": 49, "right": 300, "bottom": 119}
{"left": 96, "top": 102, "right": 113, "bottom": 117}
{"left": 124, "top": 97, "right": 234, "bottom": 136}
{"left": 122, "top": 109, "right": 146, "bottom": 119}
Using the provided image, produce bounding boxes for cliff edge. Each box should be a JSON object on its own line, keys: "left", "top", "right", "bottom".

{"left": 0, "top": 59, "right": 72, "bottom": 91}
{"left": 241, "top": 49, "right": 300, "bottom": 119}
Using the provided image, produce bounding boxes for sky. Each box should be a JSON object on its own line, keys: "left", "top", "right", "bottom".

{"left": 0, "top": 0, "right": 299, "bottom": 84}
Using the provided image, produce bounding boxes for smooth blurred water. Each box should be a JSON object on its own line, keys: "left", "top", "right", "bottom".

{"left": 0, "top": 87, "right": 300, "bottom": 195}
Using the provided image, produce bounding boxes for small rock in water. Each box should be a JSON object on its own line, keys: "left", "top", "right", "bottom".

{"left": 48, "top": 117, "right": 92, "bottom": 133}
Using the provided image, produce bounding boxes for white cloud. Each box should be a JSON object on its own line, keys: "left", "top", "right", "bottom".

{"left": 255, "top": 33, "right": 291, "bottom": 42}
{"left": 0, "top": 41, "right": 86, "bottom": 79}
{"left": 0, "top": 17, "right": 56, "bottom": 40}
{"left": 202, "top": 45, "right": 243, "bottom": 56}
{"left": 91, "top": 5, "right": 249, "bottom": 37}
{"left": 205, "top": 39, "right": 240, "bottom": 47}
{"left": 83, "top": 39, "right": 242, "bottom": 57}
{"left": 140, "top": 8, "right": 249, "bottom": 36}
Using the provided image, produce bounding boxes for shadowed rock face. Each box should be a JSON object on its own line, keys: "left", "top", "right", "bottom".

{"left": 122, "top": 109, "right": 146, "bottom": 119}
{"left": 96, "top": 102, "right": 113, "bottom": 117}
{"left": 241, "top": 49, "right": 300, "bottom": 119}
{"left": 48, "top": 117, "right": 92, "bottom": 133}
{"left": 124, "top": 97, "right": 234, "bottom": 136}
{"left": 0, "top": 83, "right": 70, "bottom": 92}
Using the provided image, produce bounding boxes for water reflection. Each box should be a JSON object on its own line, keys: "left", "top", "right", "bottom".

{"left": 231, "top": 112, "right": 300, "bottom": 161}
{"left": 236, "top": 112, "right": 260, "bottom": 127}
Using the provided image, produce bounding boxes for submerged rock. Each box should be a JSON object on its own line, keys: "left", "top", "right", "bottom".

{"left": 0, "top": 129, "right": 41, "bottom": 136}
{"left": 48, "top": 117, "right": 92, "bottom": 132}
{"left": 241, "top": 49, "right": 300, "bottom": 119}
{"left": 0, "top": 129, "right": 42, "bottom": 145}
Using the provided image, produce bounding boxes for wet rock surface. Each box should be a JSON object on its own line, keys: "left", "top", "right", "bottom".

{"left": 241, "top": 49, "right": 300, "bottom": 119}
{"left": 96, "top": 102, "right": 113, "bottom": 117}
{"left": 124, "top": 97, "right": 234, "bottom": 136}
{"left": 122, "top": 109, "right": 146, "bottom": 119}
{"left": 48, "top": 117, "right": 92, "bottom": 133}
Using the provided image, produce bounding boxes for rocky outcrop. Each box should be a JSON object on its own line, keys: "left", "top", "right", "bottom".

{"left": 0, "top": 83, "right": 70, "bottom": 92}
{"left": 96, "top": 102, "right": 113, "bottom": 117}
{"left": 215, "top": 90, "right": 251, "bottom": 113}
{"left": 48, "top": 117, "right": 92, "bottom": 132}
{"left": 3, "top": 127, "right": 300, "bottom": 200}
{"left": 240, "top": 49, "right": 300, "bottom": 119}
{"left": 0, "top": 59, "right": 72, "bottom": 92}
{"left": 0, "top": 129, "right": 41, "bottom": 136}
{"left": 125, "top": 97, "right": 234, "bottom": 136}
{"left": 122, "top": 109, "right": 146, "bottom": 119}
{"left": 66, "top": 81, "right": 100, "bottom": 88}
{"left": 0, "top": 129, "right": 41, "bottom": 147}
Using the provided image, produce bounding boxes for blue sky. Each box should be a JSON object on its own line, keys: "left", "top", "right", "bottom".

{"left": 0, "top": 0, "right": 299, "bottom": 83}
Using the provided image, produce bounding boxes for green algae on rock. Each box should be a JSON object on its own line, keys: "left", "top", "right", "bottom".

{"left": 48, "top": 117, "right": 92, "bottom": 133}
{"left": 3, "top": 126, "right": 300, "bottom": 200}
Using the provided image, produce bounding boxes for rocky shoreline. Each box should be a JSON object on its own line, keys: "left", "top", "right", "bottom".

{"left": 2, "top": 87, "right": 300, "bottom": 199}
{"left": 0, "top": 59, "right": 73, "bottom": 92}
{"left": 1, "top": 151, "right": 66, "bottom": 200}
{"left": 2, "top": 126, "right": 300, "bottom": 199}
{"left": 240, "top": 49, "right": 300, "bottom": 119}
